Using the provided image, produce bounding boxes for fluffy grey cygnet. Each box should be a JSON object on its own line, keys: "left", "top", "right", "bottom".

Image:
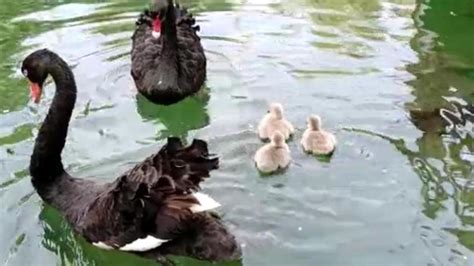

{"left": 254, "top": 131, "right": 291, "bottom": 173}
{"left": 301, "top": 115, "right": 336, "bottom": 155}
{"left": 257, "top": 103, "right": 294, "bottom": 141}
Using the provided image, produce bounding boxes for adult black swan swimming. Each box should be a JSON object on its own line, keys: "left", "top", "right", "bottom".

{"left": 21, "top": 49, "right": 240, "bottom": 262}
{"left": 131, "top": 0, "right": 206, "bottom": 105}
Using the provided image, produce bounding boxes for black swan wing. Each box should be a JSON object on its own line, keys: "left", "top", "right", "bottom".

{"left": 77, "top": 138, "right": 219, "bottom": 252}
{"left": 175, "top": 11, "right": 206, "bottom": 93}
{"left": 131, "top": 19, "right": 161, "bottom": 86}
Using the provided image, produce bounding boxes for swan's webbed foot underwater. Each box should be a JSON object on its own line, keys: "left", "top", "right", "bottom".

{"left": 136, "top": 9, "right": 153, "bottom": 26}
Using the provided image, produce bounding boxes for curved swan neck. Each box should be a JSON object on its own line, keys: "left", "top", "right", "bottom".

{"left": 30, "top": 53, "right": 76, "bottom": 187}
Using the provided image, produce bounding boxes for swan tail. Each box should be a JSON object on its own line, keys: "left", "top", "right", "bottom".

{"left": 128, "top": 138, "right": 215, "bottom": 193}
{"left": 167, "top": 138, "right": 219, "bottom": 175}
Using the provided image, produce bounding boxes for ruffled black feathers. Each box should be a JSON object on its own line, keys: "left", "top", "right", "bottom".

{"left": 78, "top": 138, "right": 220, "bottom": 246}
{"left": 131, "top": 1, "right": 206, "bottom": 105}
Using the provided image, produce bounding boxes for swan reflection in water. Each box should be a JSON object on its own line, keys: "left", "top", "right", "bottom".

{"left": 135, "top": 87, "right": 211, "bottom": 139}
{"left": 401, "top": 0, "right": 474, "bottom": 254}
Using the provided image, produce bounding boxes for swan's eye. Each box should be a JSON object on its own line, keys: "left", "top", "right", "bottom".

{"left": 22, "top": 69, "right": 28, "bottom": 77}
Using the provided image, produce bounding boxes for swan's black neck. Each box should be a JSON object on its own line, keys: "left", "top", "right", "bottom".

{"left": 161, "top": 4, "right": 178, "bottom": 54}
{"left": 30, "top": 53, "right": 76, "bottom": 189}
{"left": 155, "top": 4, "right": 179, "bottom": 90}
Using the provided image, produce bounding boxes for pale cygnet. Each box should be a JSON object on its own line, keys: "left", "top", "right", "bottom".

{"left": 301, "top": 115, "right": 336, "bottom": 155}
{"left": 254, "top": 131, "right": 291, "bottom": 173}
{"left": 257, "top": 103, "right": 294, "bottom": 140}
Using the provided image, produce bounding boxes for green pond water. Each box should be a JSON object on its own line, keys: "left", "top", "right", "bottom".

{"left": 0, "top": 0, "right": 473, "bottom": 265}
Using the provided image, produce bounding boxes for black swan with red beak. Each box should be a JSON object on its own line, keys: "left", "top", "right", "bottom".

{"left": 21, "top": 49, "right": 240, "bottom": 262}
{"left": 131, "top": 0, "right": 206, "bottom": 105}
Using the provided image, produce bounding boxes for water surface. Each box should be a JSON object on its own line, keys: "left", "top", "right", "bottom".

{"left": 0, "top": 0, "right": 473, "bottom": 265}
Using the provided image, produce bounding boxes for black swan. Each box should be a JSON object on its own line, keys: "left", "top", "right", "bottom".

{"left": 131, "top": 0, "right": 206, "bottom": 105}
{"left": 21, "top": 49, "right": 240, "bottom": 262}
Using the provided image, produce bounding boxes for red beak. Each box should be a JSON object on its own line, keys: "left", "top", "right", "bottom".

{"left": 29, "top": 81, "right": 42, "bottom": 103}
{"left": 153, "top": 17, "right": 161, "bottom": 32}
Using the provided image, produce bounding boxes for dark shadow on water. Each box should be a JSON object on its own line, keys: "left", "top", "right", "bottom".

{"left": 135, "top": 88, "right": 211, "bottom": 139}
